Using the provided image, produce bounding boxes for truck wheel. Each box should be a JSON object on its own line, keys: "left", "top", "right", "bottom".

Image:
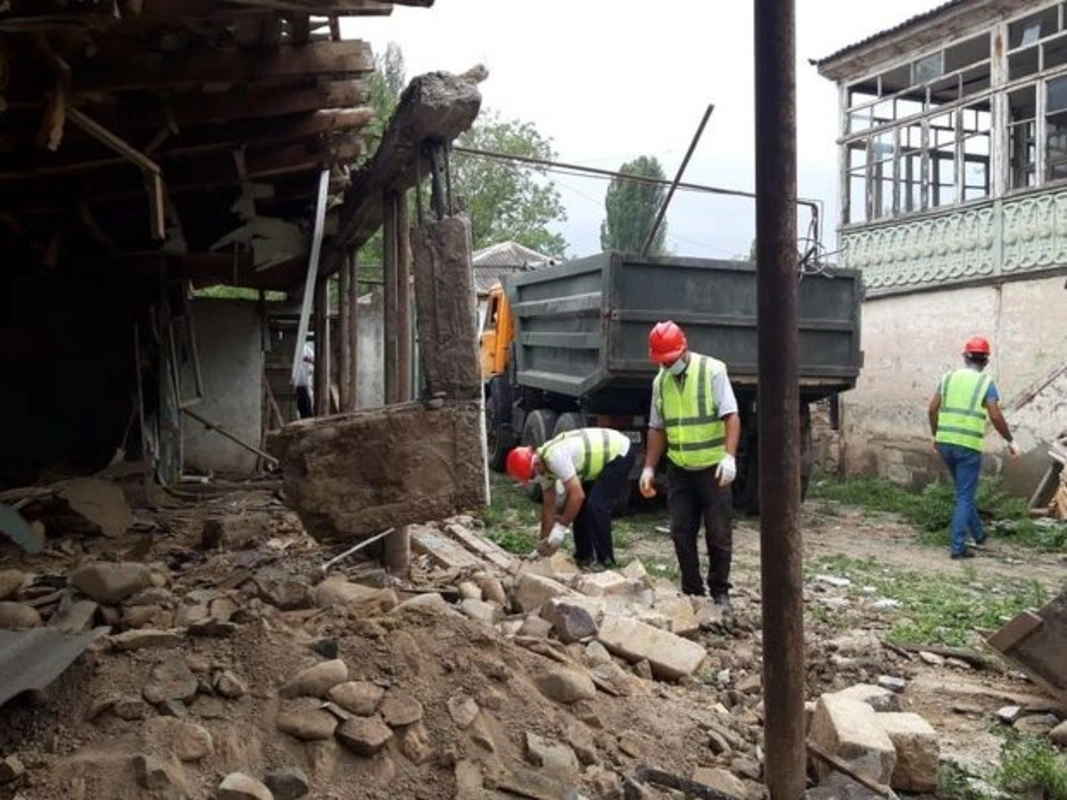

{"left": 521, "top": 409, "right": 557, "bottom": 503}
{"left": 553, "top": 411, "right": 583, "bottom": 437}
{"left": 485, "top": 377, "right": 516, "bottom": 472}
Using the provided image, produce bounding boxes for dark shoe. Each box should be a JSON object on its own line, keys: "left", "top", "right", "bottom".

{"left": 950, "top": 550, "right": 976, "bottom": 560}
{"left": 712, "top": 593, "right": 732, "bottom": 609}
{"left": 973, "top": 534, "right": 988, "bottom": 546}
{"left": 599, "top": 559, "right": 618, "bottom": 570}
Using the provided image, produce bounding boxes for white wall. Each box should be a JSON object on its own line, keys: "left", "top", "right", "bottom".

{"left": 841, "top": 275, "right": 1067, "bottom": 492}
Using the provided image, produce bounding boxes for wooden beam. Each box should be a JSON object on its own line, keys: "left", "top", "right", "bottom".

{"left": 383, "top": 191, "right": 398, "bottom": 404}
{"left": 13, "top": 41, "right": 373, "bottom": 96}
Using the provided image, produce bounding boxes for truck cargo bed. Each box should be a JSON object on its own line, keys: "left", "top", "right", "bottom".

{"left": 506, "top": 252, "right": 863, "bottom": 403}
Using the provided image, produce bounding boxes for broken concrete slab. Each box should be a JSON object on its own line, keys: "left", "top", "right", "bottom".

{"left": 810, "top": 694, "right": 897, "bottom": 787}
{"left": 986, "top": 588, "right": 1067, "bottom": 706}
{"left": 691, "top": 767, "right": 748, "bottom": 799}
{"left": 69, "top": 562, "right": 152, "bottom": 605}
{"left": 834, "top": 684, "right": 902, "bottom": 713}
{"left": 525, "top": 732, "right": 580, "bottom": 779}
{"left": 0, "top": 570, "right": 25, "bottom": 601}
{"left": 268, "top": 400, "right": 486, "bottom": 543}
{"left": 515, "top": 574, "right": 576, "bottom": 613}
{"left": 874, "top": 712, "right": 940, "bottom": 793}
{"left": 597, "top": 614, "right": 707, "bottom": 680}
{"left": 0, "top": 625, "right": 107, "bottom": 707}
{"left": 574, "top": 571, "right": 629, "bottom": 598}
{"left": 535, "top": 667, "right": 597, "bottom": 704}
{"left": 0, "top": 602, "right": 41, "bottom": 631}
{"left": 540, "top": 599, "right": 598, "bottom": 643}
{"left": 280, "top": 659, "right": 348, "bottom": 699}
{"left": 55, "top": 478, "right": 133, "bottom": 539}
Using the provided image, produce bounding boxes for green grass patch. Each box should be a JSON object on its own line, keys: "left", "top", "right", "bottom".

{"left": 807, "top": 554, "right": 1048, "bottom": 647}
{"left": 479, "top": 475, "right": 540, "bottom": 555}
{"left": 997, "top": 734, "right": 1067, "bottom": 800}
{"left": 810, "top": 475, "right": 1066, "bottom": 552}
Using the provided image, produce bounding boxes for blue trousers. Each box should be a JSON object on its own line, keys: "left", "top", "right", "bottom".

{"left": 936, "top": 443, "right": 986, "bottom": 556}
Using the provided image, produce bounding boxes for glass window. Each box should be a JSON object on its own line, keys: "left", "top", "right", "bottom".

{"left": 900, "top": 122, "right": 924, "bottom": 213}
{"left": 1047, "top": 75, "right": 1067, "bottom": 182}
{"left": 1009, "top": 6, "right": 1060, "bottom": 49}
{"left": 1044, "top": 32, "right": 1067, "bottom": 69}
{"left": 1009, "top": 85, "right": 1037, "bottom": 190}
{"left": 847, "top": 142, "right": 868, "bottom": 224}
{"left": 945, "top": 34, "right": 990, "bottom": 72}
{"left": 871, "top": 130, "right": 895, "bottom": 219}
{"left": 930, "top": 112, "right": 957, "bottom": 208}
{"left": 960, "top": 105, "right": 991, "bottom": 202}
{"left": 913, "top": 52, "right": 944, "bottom": 83}
{"left": 929, "top": 75, "right": 960, "bottom": 111}
{"left": 960, "top": 64, "right": 991, "bottom": 100}
{"left": 879, "top": 64, "right": 911, "bottom": 96}
{"left": 1009, "top": 46, "right": 1040, "bottom": 80}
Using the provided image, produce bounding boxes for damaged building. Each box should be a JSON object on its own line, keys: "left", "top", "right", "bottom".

{"left": 816, "top": 0, "right": 1067, "bottom": 492}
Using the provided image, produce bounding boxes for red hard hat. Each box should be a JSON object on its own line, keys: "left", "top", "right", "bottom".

{"left": 963, "top": 336, "right": 991, "bottom": 356}
{"left": 649, "top": 321, "right": 688, "bottom": 365}
{"left": 506, "top": 446, "right": 536, "bottom": 484}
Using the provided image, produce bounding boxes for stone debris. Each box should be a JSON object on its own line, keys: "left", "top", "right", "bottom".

{"left": 541, "top": 598, "right": 599, "bottom": 643}
{"left": 279, "top": 659, "right": 349, "bottom": 699}
{"left": 265, "top": 769, "right": 310, "bottom": 800}
{"left": 810, "top": 694, "right": 897, "bottom": 787}
{"left": 380, "top": 690, "right": 424, "bottom": 727}
{"left": 515, "top": 573, "right": 576, "bottom": 613}
{"left": 598, "top": 614, "right": 708, "bottom": 679}
{"left": 214, "top": 670, "right": 248, "bottom": 699}
{"left": 874, "top": 712, "right": 940, "bottom": 792}
{"left": 69, "top": 562, "right": 151, "bottom": 604}
{"left": 1051, "top": 719, "right": 1067, "bottom": 746}
{"left": 50, "top": 599, "right": 99, "bottom": 633}
{"left": 525, "top": 731, "right": 581, "bottom": 778}
{"left": 535, "top": 667, "right": 597, "bottom": 704}
{"left": 876, "top": 675, "right": 907, "bottom": 693}
{"left": 276, "top": 703, "right": 340, "bottom": 741}
{"left": 0, "top": 601, "right": 41, "bottom": 630}
{"left": 327, "top": 681, "right": 384, "bottom": 716}
{"left": 219, "top": 771, "right": 275, "bottom": 800}
{"left": 0, "top": 755, "right": 26, "bottom": 784}
{"left": 833, "top": 683, "right": 901, "bottom": 713}
{"left": 337, "top": 716, "right": 394, "bottom": 756}
{"left": 110, "top": 627, "right": 183, "bottom": 651}
{"left": 996, "top": 705, "right": 1023, "bottom": 724}
{"left": 143, "top": 657, "right": 198, "bottom": 705}
{"left": 0, "top": 569, "right": 25, "bottom": 601}
{"left": 447, "top": 692, "right": 480, "bottom": 729}
{"left": 692, "top": 766, "right": 749, "bottom": 799}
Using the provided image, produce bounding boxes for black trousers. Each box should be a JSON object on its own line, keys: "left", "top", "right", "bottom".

{"left": 296, "top": 386, "right": 313, "bottom": 419}
{"left": 573, "top": 449, "right": 635, "bottom": 565}
{"left": 667, "top": 462, "right": 733, "bottom": 597}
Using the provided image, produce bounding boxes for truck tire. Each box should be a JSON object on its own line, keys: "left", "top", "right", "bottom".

{"left": 485, "top": 376, "right": 516, "bottom": 472}
{"left": 521, "top": 409, "right": 557, "bottom": 503}
{"left": 553, "top": 411, "right": 583, "bottom": 437}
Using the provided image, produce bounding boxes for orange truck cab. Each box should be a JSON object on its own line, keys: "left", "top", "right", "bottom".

{"left": 479, "top": 282, "right": 513, "bottom": 380}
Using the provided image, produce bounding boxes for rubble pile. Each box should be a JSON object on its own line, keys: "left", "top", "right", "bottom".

{"left": 0, "top": 491, "right": 777, "bottom": 800}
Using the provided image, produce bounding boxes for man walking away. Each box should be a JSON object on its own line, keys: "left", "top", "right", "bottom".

{"left": 928, "top": 336, "right": 1019, "bottom": 559}
{"left": 506, "top": 427, "right": 635, "bottom": 569}
{"left": 639, "top": 321, "right": 741, "bottom": 605}
{"left": 294, "top": 342, "right": 315, "bottom": 419}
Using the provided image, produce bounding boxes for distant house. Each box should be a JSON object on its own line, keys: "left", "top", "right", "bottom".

{"left": 472, "top": 241, "right": 560, "bottom": 328}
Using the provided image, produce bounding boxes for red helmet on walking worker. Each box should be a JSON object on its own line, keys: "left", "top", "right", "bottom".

{"left": 648, "top": 321, "right": 688, "bottom": 366}
{"left": 506, "top": 446, "right": 537, "bottom": 484}
{"left": 963, "top": 336, "right": 991, "bottom": 357}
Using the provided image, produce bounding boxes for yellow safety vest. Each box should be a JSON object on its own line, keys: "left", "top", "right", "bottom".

{"left": 538, "top": 429, "right": 626, "bottom": 483}
{"left": 935, "top": 368, "right": 992, "bottom": 452}
{"left": 654, "top": 353, "right": 727, "bottom": 469}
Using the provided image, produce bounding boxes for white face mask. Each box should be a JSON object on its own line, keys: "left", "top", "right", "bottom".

{"left": 668, "top": 357, "right": 688, "bottom": 376}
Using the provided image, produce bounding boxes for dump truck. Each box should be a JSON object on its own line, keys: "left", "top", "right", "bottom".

{"left": 479, "top": 252, "right": 864, "bottom": 512}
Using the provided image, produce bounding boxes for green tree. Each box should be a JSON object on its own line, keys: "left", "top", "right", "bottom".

{"left": 599, "top": 156, "right": 668, "bottom": 255}
{"left": 366, "top": 42, "right": 406, "bottom": 140}
{"left": 452, "top": 111, "right": 567, "bottom": 257}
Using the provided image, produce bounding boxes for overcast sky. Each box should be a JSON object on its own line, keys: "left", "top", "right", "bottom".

{"left": 345, "top": 1, "right": 939, "bottom": 260}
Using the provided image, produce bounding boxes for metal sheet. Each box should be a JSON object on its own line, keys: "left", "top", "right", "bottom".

{"left": 0, "top": 626, "right": 109, "bottom": 707}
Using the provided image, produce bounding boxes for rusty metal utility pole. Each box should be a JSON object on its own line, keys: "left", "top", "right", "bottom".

{"left": 755, "top": 0, "right": 805, "bottom": 798}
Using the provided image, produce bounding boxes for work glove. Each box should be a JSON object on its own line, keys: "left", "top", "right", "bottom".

{"left": 1007, "top": 441, "right": 1021, "bottom": 460}
{"left": 715, "top": 454, "right": 737, "bottom": 487}
{"left": 639, "top": 467, "right": 656, "bottom": 499}
{"left": 538, "top": 522, "right": 568, "bottom": 556}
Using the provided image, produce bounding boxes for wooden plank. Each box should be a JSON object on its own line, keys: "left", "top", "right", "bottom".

{"left": 15, "top": 41, "right": 374, "bottom": 96}
{"left": 443, "top": 522, "right": 517, "bottom": 571}
{"left": 410, "top": 528, "right": 481, "bottom": 570}
{"left": 986, "top": 610, "right": 1044, "bottom": 652}
{"left": 987, "top": 590, "right": 1067, "bottom": 705}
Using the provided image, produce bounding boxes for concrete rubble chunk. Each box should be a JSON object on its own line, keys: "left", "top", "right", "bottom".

{"left": 394, "top": 592, "right": 459, "bottom": 615}
{"left": 518, "top": 615, "right": 554, "bottom": 638}
{"left": 0, "top": 570, "right": 25, "bottom": 601}
{"left": 215, "top": 670, "right": 248, "bottom": 699}
{"left": 541, "top": 598, "right": 598, "bottom": 643}
{"left": 256, "top": 573, "right": 311, "bottom": 611}
{"left": 585, "top": 641, "right": 613, "bottom": 667}
{"left": 111, "top": 628, "right": 183, "bottom": 651}
{"left": 565, "top": 719, "right": 598, "bottom": 766}
{"left": 1050, "top": 719, "right": 1067, "bottom": 747}
{"left": 834, "top": 684, "right": 901, "bottom": 713}
{"left": 327, "top": 681, "right": 384, "bottom": 716}
{"left": 219, "top": 771, "right": 275, "bottom": 800}
{"left": 143, "top": 657, "right": 198, "bottom": 705}
{"left": 477, "top": 576, "right": 508, "bottom": 605}
{"left": 1013, "top": 713, "right": 1059, "bottom": 735}
{"left": 575, "top": 571, "right": 629, "bottom": 598}
{"left": 0, "top": 602, "right": 41, "bottom": 631}
{"left": 380, "top": 690, "right": 424, "bottom": 727}
{"left": 265, "top": 769, "right": 310, "bottom": 800}
{"left": 276, "top": 704, "right": 339, "bottom": 741}
{"left": 996, "top": 705, "right": 1022, "bottom": 724}
{"left": 459, "top": 598, "right": 503, "bottom": 624}
{"left": 314, "top": 579, "right": 395, "bottom": 609}
{"left": 535, "top": 667, "right": 597, "bottom": 704}
{"left": 525, "top": 732, "right": 580, "bottom": 778}
{"left": 70, "top": 562, "right": 151, "bottom": 605}
{"left": 621, "top": 559, "right": 648, "bottom": 582}
{"left": 170, "top": 721, "right": 214, "bottom": 762}
{"left": 457, "top": 581, "right": 483, "bottom": 600}
{"left": 810, "top": 694, "right": 896, "bottom": 787}
{"left": 876, "top": 675, "right": 906, "bottom": 693}
{"left": 447, "top": 692, "right": 480, "bottom": 729}
{"left": 280, "top": 659, "right": 348, "bottom": 699}
{"left": 515, "top": 573, "right": 576, "bottom": 613}
{"left": 692, "top": 767, "right": 748, "bottom": 799}
{"left": 874, "top": 712, "right": 940, "bottom": 793}
{"left": 0, "top": 755, "right": 25, "bottom": 784}
{"left": 652, "top": 593, "right": 699, "bottom": 637}
{"left": 337, "top": 716, "right": 394, "bottom": 756}
{"left": 598, "top": 614, "right": 708, "bottom": 679}
{"left": 398, "top": 722, "right": 435, "bottom": 765}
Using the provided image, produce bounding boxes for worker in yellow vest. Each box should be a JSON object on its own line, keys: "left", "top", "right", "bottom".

{"left": 928, "top": 336, "right": 1020, "bottom": 559}
{"left": 506, "top": 427, "right": 636, "bottom": 569}
{"left": 639, "top": 321, "right": 741, "bottom": 605}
